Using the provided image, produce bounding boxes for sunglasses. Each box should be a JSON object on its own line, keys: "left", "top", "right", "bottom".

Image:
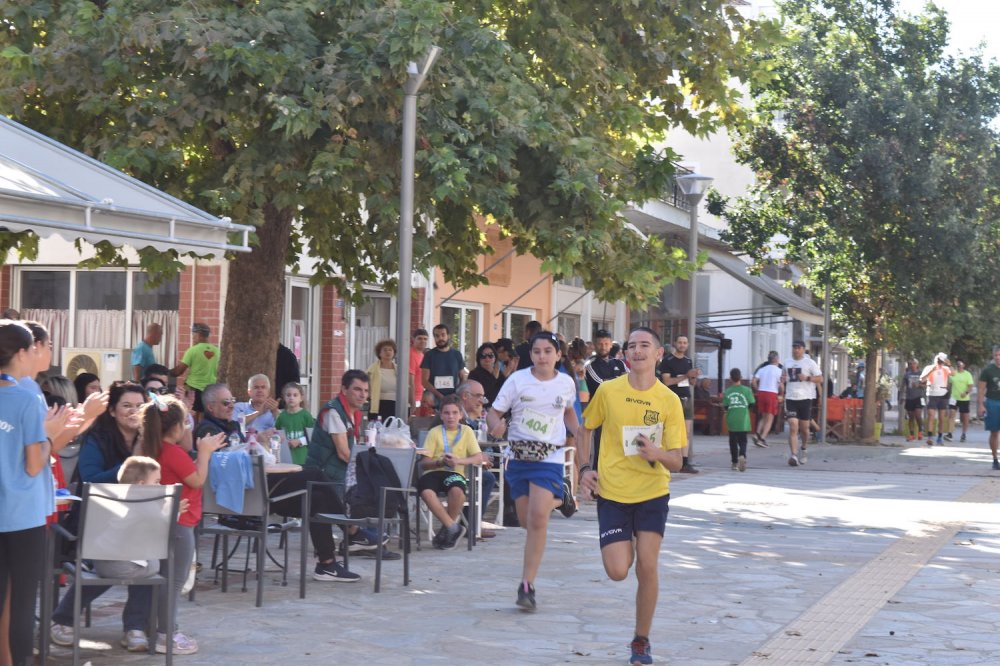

{"left": 219, "top": 398, "right": 237, "bottom": 406}
{"left": 479, "top": 353, "right": 495, "bottom": 359}
{"left": 147, "top": 386, "right": 170, "bottom": 395}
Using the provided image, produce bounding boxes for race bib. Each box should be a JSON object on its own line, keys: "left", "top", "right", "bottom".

{"left": 622, "top": 423, "right": 664, "bottom": 457}
{"left": 677, "top": 377, "right": 690, "bottom": 388}
{"left": 434, "top": 376, "right": 455, "bottom": 390}
{"left": 520, "top": 408, "right": 557, "bottom": 438}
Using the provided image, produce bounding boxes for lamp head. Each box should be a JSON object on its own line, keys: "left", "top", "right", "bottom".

{"left": 675, "top": 172, "right": 714, "bottom": 198}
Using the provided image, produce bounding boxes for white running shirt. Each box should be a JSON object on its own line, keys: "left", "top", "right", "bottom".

{"left": 492, "top": 368, "right": 576, "bottom": 464}
{"left": 754, "top": 364, "right": 783, "bottom": 394}
{"left": 784, "top": 356, "right": 822, "bottom": 401}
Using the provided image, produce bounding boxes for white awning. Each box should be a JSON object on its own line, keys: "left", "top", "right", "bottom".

{"left": 706, "top": 248, "right": 825, "bottom": 326}
{"left": 0, "top": 115, "right": 252, "bottom": 254}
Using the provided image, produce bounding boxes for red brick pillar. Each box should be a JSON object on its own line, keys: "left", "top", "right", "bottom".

{"left": 178, "top": 264, "right": 222, "bottom": 359}
{"left": 410, "top": 287, "right": 426, "bottom": 336}
{"left": 0, "top": 266, "right": 11, "bottom": 312}
{"left": 318, "top": 285, "right": 348, "bottom": 399}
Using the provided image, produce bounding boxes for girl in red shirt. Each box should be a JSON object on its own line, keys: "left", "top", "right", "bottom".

{"left": 139, "top": 395, "right": 224, "bottom": 655}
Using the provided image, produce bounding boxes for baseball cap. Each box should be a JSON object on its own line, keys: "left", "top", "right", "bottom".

{"left": 192, "top": 323, "right": 210, "bottom": 335}
{"left": 792, "top": 340, "right": 805, "bottom": 348}
{"left": 934, "top": 352, "right": 948, "bottom": 363}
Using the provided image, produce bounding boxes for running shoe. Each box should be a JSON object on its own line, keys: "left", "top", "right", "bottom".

{"left": 754, "top": 436, "right": 769, "bottom": 448}
{"left": 738, "top": 455, "right": 747, "bottom": 472}
{"left": 312, "top": 560, "right": 361, "bottom": 582}
{"left": 155, "top": 631, "right": 198, "bottom": 655}
{"left": 629, "top": 636, "right": 653, "bottom": 665}
{"left": 356, "top": 546, "right": 402, "bottom": 560}
{"left": 993, "top": 460, "right": 1000, "bottom": 471}
{"left": 788, "top": 456, "right": 799, "bottom": 467}
{"left": 936, "top": 435, "right": 944, "bottom": 446}
{"left": 516, "top": 581, "right": 536, "bottom": 611}
{"left": 944, "top": 433, "right": 953, "bottom": 442}
{"left": 798, "top": 448, "right": 807, "bottom": 465}
{"left": 121, "top": 629, "right": 149, "bottom": 652}
{"left": 731, "top": 463, "right": 739, "bottom": 471}
{"left": 558, "top": 480, "right": 577, "bottom": 518}
{"left": 50, "top": 623, "right": 74, "bottom": 647}
{"left": 679, "top": 463, "right": 699, "bottom": 474}
{"left": 440, "top": 524, "right": 466, "bottom": 550}
{"left": 348, "top": 528, "right": 389, "bottom": 552}
{"left": 961, "top": 433, "right": 967, "bottom": 442}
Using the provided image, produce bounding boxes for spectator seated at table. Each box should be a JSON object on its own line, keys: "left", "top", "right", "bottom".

{"left": 197, "top": 383, "right": 386, "bottom": 581}
{"left": 418, "top": 395, "right": 487, "bottom": 550}
{"left": 232, "top": 374, "right": 280, "bottom": 434}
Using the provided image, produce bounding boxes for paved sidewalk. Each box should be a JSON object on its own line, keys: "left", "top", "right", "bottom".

{"left": 45, "top": 427, "right": 1000, "bottom": 665}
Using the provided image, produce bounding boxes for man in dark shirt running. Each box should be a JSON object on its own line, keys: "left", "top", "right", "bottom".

{"left": 658, "top": 335, "right": 700, "bottom": 473}
{"left": 583, "top": 329, "right": 628, "bottom": 470}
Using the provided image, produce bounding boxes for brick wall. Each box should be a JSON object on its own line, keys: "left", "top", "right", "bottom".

{"left": 410, "top": 287, "right": 426, "bottom": 336}
{"left": 0, "top": 266, "right": 11, "bottom": 313}
{"left": 178, "top": 264, "right": 223, "bottom": 360}
{"left": 318, "top": 284, "right": 348, "bottom": 399}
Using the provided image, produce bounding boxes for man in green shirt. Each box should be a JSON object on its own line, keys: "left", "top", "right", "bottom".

{"left": 977, "top": 346, "right": 1000, "bottom": 470}
{"left": 170, "top": 322, "right": 220, "bottom": 416}
{"left": 722, "top": 368, "right": 755, "bottom": 472}
{"left": 950, "top": 360, "right": 975, "bottom": 442}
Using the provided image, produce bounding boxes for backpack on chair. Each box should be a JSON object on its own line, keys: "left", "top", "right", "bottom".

{"left": 346, "top": 448, "right": 408, "bottom": 520}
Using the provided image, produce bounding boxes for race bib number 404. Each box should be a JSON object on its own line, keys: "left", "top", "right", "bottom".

{"left": 521, "top": 408, "right": 558, "bottom": 437}
{"left": 623, "top": 423, "right": 664, "bottom": 457}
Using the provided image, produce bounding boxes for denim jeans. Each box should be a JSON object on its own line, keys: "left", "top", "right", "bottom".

{"left": 52, "top": 580, "right": 153, "bottom": 632}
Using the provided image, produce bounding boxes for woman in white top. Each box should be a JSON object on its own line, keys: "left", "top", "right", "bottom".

{"left": 366, "top": 339, "right": 404, "bottom": 421}
{"left": 487, "top": 331, "right": 579, "bottom": 611}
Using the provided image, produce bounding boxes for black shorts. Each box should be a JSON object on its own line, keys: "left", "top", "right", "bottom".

{"left": 927, "top": 395, "right": 949, "bottom": 411}
{"left": 785, "top": 398, "right": 812, "bottom": 421}
{"left": 955, "top": 400, "right": 971, "bottom": 414}
{"left": 904, "top": 397, "right": 923, "bottom": 412}
{"left": 189, "top": 387, "right": 205, "bottom": 413}
{"left": 417, "top": 470, "right": 468, "bottom": 495}
{"left": 597, "top": 494, "right": 670, "bottom": 548}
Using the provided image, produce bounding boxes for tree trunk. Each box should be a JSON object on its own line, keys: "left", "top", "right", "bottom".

{"left": 859, "top": 347, "right": 881, "bottom": 443}
{"left": 217, "top": 204, "right": 293, "bottom": 400}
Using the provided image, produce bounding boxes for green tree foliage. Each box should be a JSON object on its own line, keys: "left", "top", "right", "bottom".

{"left": 712, "top": 0, "right": 1000, "bottom": 439}
{"left": 0, "top": 0, "right": 778, "bottom": 389}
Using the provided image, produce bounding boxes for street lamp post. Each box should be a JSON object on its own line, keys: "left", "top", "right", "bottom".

{"left": 675, "top": 172, "right": 714, "bottom": 462}
{"left": 396, "top": 46, "right": 441, "bottom": 422}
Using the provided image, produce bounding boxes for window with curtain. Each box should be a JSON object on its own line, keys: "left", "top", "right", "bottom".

{"left": 132, "top": 273, "right": 180, "bottom": 368}
{"left": 20, "top": 271, "right": 70, "bottom": 367}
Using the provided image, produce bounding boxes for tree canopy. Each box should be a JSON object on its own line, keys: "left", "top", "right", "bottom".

{"left": 0, "top": 0, "right": 778, "bottom": 388}
{"left": 712, "top": 0, "right": 1000, "bottom": 437}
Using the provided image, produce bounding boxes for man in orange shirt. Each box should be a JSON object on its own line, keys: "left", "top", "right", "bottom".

{"left": 920, "top": 353, "right": 952, "bottom": 446}
{"left": 409, "top": 329, "right": 429, "bottom": 415}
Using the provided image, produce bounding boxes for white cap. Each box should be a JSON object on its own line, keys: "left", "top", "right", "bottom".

{"left": 935, "top": 352, "right": 948, "bottom": 363}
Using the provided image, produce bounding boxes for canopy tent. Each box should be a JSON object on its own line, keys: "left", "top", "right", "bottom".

{"left": 0, "top": 115, "right": 252, "bottom": 255}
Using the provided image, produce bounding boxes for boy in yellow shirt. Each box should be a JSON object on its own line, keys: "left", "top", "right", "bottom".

{"left": 578, "top": 327, "right": 686, "bottom": 666}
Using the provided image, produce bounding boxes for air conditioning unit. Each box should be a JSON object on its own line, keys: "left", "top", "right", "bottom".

{"left": 62, "top": 348, "right": 132, "bottom": 382}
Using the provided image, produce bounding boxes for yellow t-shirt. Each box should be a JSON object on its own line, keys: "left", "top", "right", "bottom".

{"left": 582, "top": 375, "right": 686, "bottom": 503}
{"left": 421, "top": 424, "right": 481, "bottom": 476}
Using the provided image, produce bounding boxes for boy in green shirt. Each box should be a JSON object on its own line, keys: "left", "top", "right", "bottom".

{"left": 274, "top": 382, "right": 315, "bottom": 465}
{"left": 723, "top": 368, "right": 755, "bottom": 472}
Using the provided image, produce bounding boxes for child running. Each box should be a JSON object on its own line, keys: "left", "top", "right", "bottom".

{"left": 578, "top": 327, "right": 686, "bottom": 665}
{"left": 139, "top": 394, "right": 224, "bottom": 655}
{"left": 275, "top": 382, "right": 315, "bottom": 465}
{"left": 487, "top": 331, "right": 579, "bottom": 611}
{"left": 722, "top": 368, "right": 755, "bottom": 472}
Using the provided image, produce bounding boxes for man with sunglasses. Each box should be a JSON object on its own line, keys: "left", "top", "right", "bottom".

{"left": 455, "top": 380, "right": 497, "bottom": 536}
{"left": 196, "top": 382, "right": 368, "bottom": 582}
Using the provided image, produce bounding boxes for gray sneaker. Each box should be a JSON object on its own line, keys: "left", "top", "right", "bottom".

{"left": 788, "top": 456, "right": 799, "bottom": 467}
{"left": 738, "top": 455, "right": 747, "bottom": 472}
{"left": 798, "top": 448, "right": 807, "bottom": 464}
{"left": 121, "top": 629, "right": 149, "bottom": 652}
{"left": 50, "top": 623, "right": 74, "bottom": 647}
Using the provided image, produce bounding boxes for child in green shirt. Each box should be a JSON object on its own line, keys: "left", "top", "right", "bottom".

{"left": 723, "top": 368, "right": 755, "bottom": 472}
{"left": 274, "top": 382, "right": 315, "bottom": 465}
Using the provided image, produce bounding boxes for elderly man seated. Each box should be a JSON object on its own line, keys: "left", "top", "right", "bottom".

{"left": 455, "top": 381, "right": 498, "bottom": 537}
{"left": 196, "top": 383, "right": 380, "bottom": 582}
{"left": 232, "top": 373, "right": 280, "bottom": 433}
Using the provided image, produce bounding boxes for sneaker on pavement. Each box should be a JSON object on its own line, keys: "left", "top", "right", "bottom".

{"left": 312, "top": 560, "right": 361, "bottom": 582}
{"left": 348, "top": 528, "right": 389, "bottom": 552}
{"left": 50, "top": 623, "right": 74, "bottom": 647}
{"left": 121, "top": 629, "right": 149, "bottom": 652}
{"left": 440, "top": 524, "right": 466, "bottom": 550}
{"left": 798, "top": 448, "right": 807, "bottom": 465}
{"left": 926, "top": 438, "right": 934, "bottom": 446}
{"left": 944, "top": 433, "right": 953, "bottom": 441}
{"left": 738, "top": 455, "right": 747, "bottom": 472}
{"left": 788, "top": 456, "right": 799, "bottom": 467}
{"left": 754, "top": 436, "right": 768, "bottom": 448}
{"left": 515, "top": 581, "right": 536, "bottom": 611}
{"left": 961, "top": 433, "right": 967, "bottom": 442}
{"left": 629, "top": 636, "right": 654, "bottom": 665}
{"left": 432, "top": 527, "right": 447, "bottom": 549}
{"left": 679, "top": 463, "right": 699, "bottom": 474}
{"left": 558, "top": 481, "right": 577, "bottom": 518}
{"left": 155, "top": 631, "right": 198, "bottom": 655}
{"left": 993, "top": 460, "right": 1000, "bottom": 471}
{"left": 731, "top": 463, "right": 739, "bottom": 471}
